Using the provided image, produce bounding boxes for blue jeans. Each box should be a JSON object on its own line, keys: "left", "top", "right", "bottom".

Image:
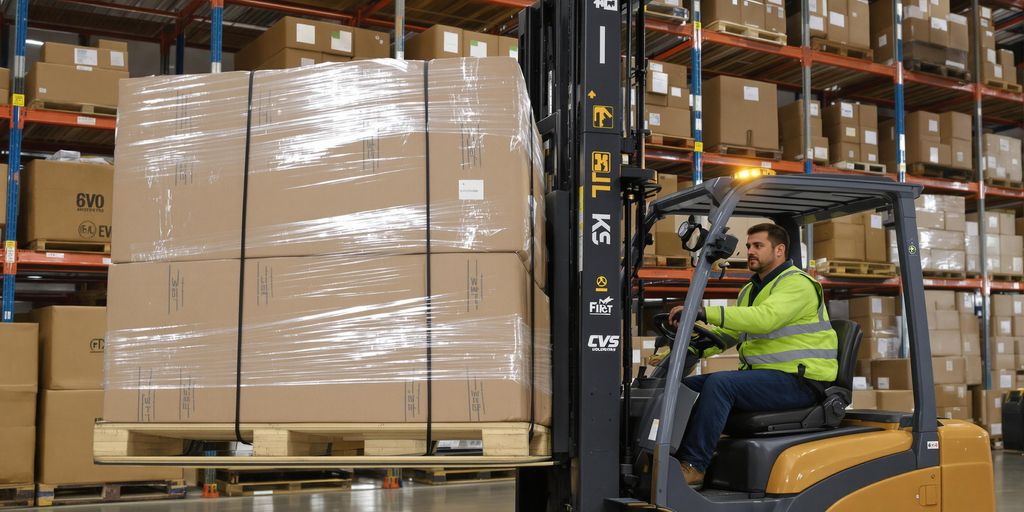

{"left": 677, "top": 369, "right": 818, "bottom": 472}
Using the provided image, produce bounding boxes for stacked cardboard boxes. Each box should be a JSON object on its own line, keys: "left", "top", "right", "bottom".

{"left": 881, "top": 111, "right": 958, "bottom": 169}
{"left": 812, "top": 211, "right": 887, "bottom": 264}
{"left": 967, "top": 211, "right": 1023, "bottom": 277}
{"left": 0, "top": 323, "right": 37, "bottom": 486}
{"left": 629, "top": 336, "right": 660, "bottom": 377}
{"left": 406, "top": 25, "right": 515, "bottom": 60}
{"left": 653, "top": 174, "right": 683, "bottom": 258}
{"left": 107, "top": 59, "right": 551, "bottom": 425}
{"left": 779, "top": 99, "right": 828, "bottom": 163}
{"left": 20, "top": 158, "right": 113, "bottom": 249}
{"left": 823, "top": 101, "right": 877, "bottom": 165}
{"left": 234, "top": 17, "right": 391, "bottom": 70}
{"left": 888, "top": 194, "right": 966, "bottom": 274}
{"left": 31, "top": 307, "right": 180, "bottom": 485}
{"left": 832, "top": 295, "right": 899, "bottom": 410}
{"left": 870, "top": 0, "right": 967, "bottom": 73}
{"left": 701, "top": 76, "right": 778, "bottom": 152}
{"left": 788, "top": 0, "right": 868, "bottom": 50}
{"left": 940, "top": 111, "right": 973, "bottom": 172}
{"left": 704, "top": 0, "right": 785, "bottom": 35}
{"left": 983, "top": 134, "right": 1023, "bottom": 185}
{"left": 971, "top": 8, "right": 1016, "bottom": 86}
{"left": 28, "top": 40, "right": 128, "bottom": 108}
{"left": 974, "top": 388, "right": 1004, "bottom": 438}
{"left": 643, "top": 60, "right": 691, "bottom": 140}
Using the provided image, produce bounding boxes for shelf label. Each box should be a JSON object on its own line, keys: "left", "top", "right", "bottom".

{"left": 102, "top": 257, "right": 111, "bottom": 265}
{"left": 11, "top": 94, "right": 23, "bottom": 107}
{"left": 77, "top": 116, "right": 97, "bottom": 126}
{"left": 3, "top": 241, "right": 15, "bottom": 264}
{"left": 45, "top": 252, "right": 65, "bottom": 259}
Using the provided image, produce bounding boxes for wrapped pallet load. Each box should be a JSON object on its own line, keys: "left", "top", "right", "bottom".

{"left": 106, "top": 58, "right": 551, "bottom": 426}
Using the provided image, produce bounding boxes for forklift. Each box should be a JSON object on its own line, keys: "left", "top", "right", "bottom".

{"left": 514, "top": 1, "right": 996, "bottom": 510}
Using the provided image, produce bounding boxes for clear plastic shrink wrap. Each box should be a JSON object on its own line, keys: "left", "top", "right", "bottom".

{"left": 105, "top": 58, "right": 551, "bottom": 424}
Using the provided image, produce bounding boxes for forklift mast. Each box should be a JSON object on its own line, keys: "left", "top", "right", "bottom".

{"left": 516, "top": 1, "right": 633, "bottom": 510}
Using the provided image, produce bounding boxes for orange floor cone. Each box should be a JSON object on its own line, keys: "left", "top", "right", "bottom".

{"left": 202, "top": 482, "right": 220, "bottom": 498}
{"left": 383, "top": 469, "right": 402, "bottom": 489}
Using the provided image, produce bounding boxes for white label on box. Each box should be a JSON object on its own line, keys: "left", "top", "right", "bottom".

{"left": 650, "top": 62, "right": 664, "bottom": 72}
{"left": 928, "top": 119, "right": 938, "bottom": 133}
{"left": 469, "top": 40, "right": 488, "bottom": 57}
{"left": 76, "top": 116, "right": 96, "bottom": 126}
{"left": 1002, "top": 320, "right": 1011, "bottom": 333}
{"left": 743, "top": 86, "right": 759, "bottom": 102}
{"left": 871, "top": 298, "right": 882, "bottom": 314}
{"left": 666, "top": 0, "right": 680, "bottom": 5}
{"left": 841, "top": 102, "right": 854, "bottom": 118}
{"left": 458, "top": 179, "right": 484, "bottom": 200}
{"left": 864, "top": 130, "right": 877, "bottom": 145}
{"left": 1001, "top": 374, "right": 1012, "bottom": 388}
{"left": 652, "top": 71, "right": 669, "bottom": 94}
{"left": 1015, "top": 257, "right": 1023, "bottom": 273}
{"left": 992, "top": 423, "right": 1003, "bottom": 436}
{"left": 1000, "top": 138, "right": 1010, "bottom": 152}
{"left": 867, "top": 152, "right": 877, "bottom": 162}
{"left": 995, "top": 66, "right": 1003, "bottom": 79}
{"left": 998, "top": 342, "right": 1006, "bottom": 354}
{"left": 987, "top": 49, "right": 997, "bottom": 63}
{"left": 644, "top": 338, "right": 656, "bottom": 349}
{"left": 878, "top": 377, "right": 890, "bottom": 390}
{"left": 443, "top": 31, "right": 460, "bottom": 53}
{"left": 650, "top": 112, "right": 662, "bottom": 126}
{"left": 731, "top": 0, "right": 738, "bottom": 4}
{"left": 1015, "top": 302, "right": 1023, "bottom": 315}
{"left": 853, "top": 376, "right": 868, "bottom": 390}
{"left": 931, "top": 18, "right": 947, "bottom": 31}
{"left": 670, "top": 86, "right": 682, "bottom": 98}
{"left": 996, "top": 398, "right": 1002, "bottom": 409}
{"left": 300, "top": 58, "right": 315, "bottom": 66}
{"left": 810, "top": 15, "right": 824, "bottom": 31}
{"left": 987, "top": 156, "right": 998, "bottom": 169}
{"left": 929, "top": 147, "right": 939, "bottom": 163}
{"left": 295, "top": 23, "right": 316, "bottom": 45}
{"left": 109, "top": 50, "right": 125, "bottom": 67}
{"left": 871, "top": 214, "right": 882, "bottom": 229}
{"left": 75, "top": 65, "right": 93, "bottom": 72}
{"left": 74, "top": 47, "right": 98, "bottom": 66}
{"left": 830, "top": 11, "right": 845, "bottom": 28}
{"left": 982, "top": 6, "right": 992, "bottom": 17}
{"left": 946, "top": 60, "right": 965, "bottom": 70}
{"left": 877, "top": 339, "right": 890, "bottom": 356}
{"left": 810, "top": 102, "right": 819, "bottom": 116}
{"left": 814, "top": 146, "right": 828, "bottom": 159}
{"left": 331, "top": 30, "right": 353, "bottom": 52}
{"left": 958, "top": 387, "right": 965, "bottom": 398}
{"left": 846, "top": 126, "right": 857, "bottom": 138}
{"left": 509, "top": 46, "right": 518, "bottom": 59}
{"left": 945, "top": 360, "right": 953, "bottom": 372}
{"left": 38, "top": 87, "right": 46, "bottom": 94}
{"left": 956, "top": 151, "right": 964, "bottom": 162}
{"left": 633, "top": 349, "right": 642, "bottom": 361}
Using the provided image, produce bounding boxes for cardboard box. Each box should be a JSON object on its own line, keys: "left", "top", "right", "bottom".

{"left": 932, "top": 356, "right": 965, "bottom": 384}
{"left": 907, "top": 138, "right": 942, "bottom": 166}
{"left": 924, "top": 290, "right": 956, "bottom": 311}
{"left": 937, "top": 406, "right": 970, "bottom": 420}
{"left": 871, "top": 358, "right": 911, "bottom": 390}
{"left": 235, "top": 16, "right": 354, "bottom": 69}
{"left": 406, "top": 24, "right": 463, "bottom": 60}
{"left": 41, "top": 42, "right": 127, "bottom": 71}
{"left": 830, "top": 142, "right": 861, "bottom": 164}
{"left": 847, "top": 0, "right": 869, "bottom": 48}
{"left": 824, "top": 101, "right": 860, "bottom": 144}
{"left": 851, "top": 389, "right": 877, "bottom": 409}
{"left": 0, "top": 390, "right": 36, "bottom": 429}
{"left": 815, "top": 235, "right": 865, "bottom": 261}
{"left": 965, "top": 356, "right": 982, "bottom": 385}
{"left": 498, "top": 36, "right": 518, "bottom": 58}
{"left": 939, "top": 111, "right": 970, "bottom": 142}
{"left": 0, "top": 426, "right": 34, "bottom": 484}
{"left": 764, "top": 0, "right": 786, "bottom": 34}
{"left": 848, "top": 296, "right": 895, "bottom": 317}
{"left": 703, "top": 0, "right": 744, "bottom": 26}
{"left": 1000, "top": 50, "right": 1018, "bottom": 85}
{"left": 22, "top": 159, "right": 113, "bottom": 244}
{"left": 698, "top": 355, "right": 741, "bottom": 374}
{"left": 646, "top": 61, "right": 688, "bottom": 108}
{"left": 645, "top": 105, "right": 690, "bottom": 139}
{"left": 782, "top": 136, "right": 829, "bottom": 163}
{"left": 27, "top": 62, "right": 127, "bottom": 107}
{"left": 255, "top": 48, "right": 321, "bottom": 70}
{"left": 104, "top": 253, "right": 552, "bottom": 424}
{"left": 354, "top": 28, "right": 390, "bottom": 59}
{"left": 875, "top": 390, "right": 914, "bottom": 412}
{"left": 864, "top": 212, "right": 887, "bottom": 262}
{"left": 949, "top": 138, "right": 972, "bottom": 172}
{"left": 29, "top": 306, "right": 105, "bottom": 390}
{"left": 0, "top": 323, "right": 38, "bottom": 392}
{"left": 858, "top": 336, "right": 900, "bottom": 359}
{"left": 998, "top": 212, "right": 1016, "bottom": 236}
{"left": 993, "top": 370, "right": 1017, "bottom": 390}
{"left": 947, "top": 13, "right": 968, "bottom": 50}
{"left": 907, "top": 111, "right": 941, "bottom": 141}
{"left": 929, "top": 330, "right": 961, "bottom": 357}
{"left": 827, "top": 0, "right": 850, "bottom": 45}
{"left": 98, "top": 39, "right": 128, "bottom": 52}
{"left": 38, "top": 390, "right": 183, "bottom": 484}
{"left": 741, "top": 0, "right": 766, "bottom": 29}
{"left": 701, "top": 76, "right": 777, "bottom": 150}
{"left": 973, "top": 388, "right": 1002, "bottom": 426}
{"left": 463, "top": 31, "right": 500, "bottom": 58}
{"left": 935, "top": 383, "right": 968, "bottom": 408}
{"left": 928, "top": 15, "right": 949, "bottom": 47}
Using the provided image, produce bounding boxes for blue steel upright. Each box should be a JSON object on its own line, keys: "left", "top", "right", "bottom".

{"left": 691, "top": 0, "right": 703, "bottom": 184}
{"left": 2, "top": 0, "right": 28, "bottom": 322}
{"left": 211, "top": 0, "right": 223, "bottom": 73}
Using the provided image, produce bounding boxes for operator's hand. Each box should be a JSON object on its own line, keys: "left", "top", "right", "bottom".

{"left": 668, "top": 305, "right": 706, "bottom": 328}
{"left": 647, "top": 346, "right": 671, "bottom": 367}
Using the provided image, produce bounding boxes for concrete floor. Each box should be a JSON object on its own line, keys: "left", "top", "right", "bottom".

{"left": 19, "top": 451, "right": 1024, "bottom": 511}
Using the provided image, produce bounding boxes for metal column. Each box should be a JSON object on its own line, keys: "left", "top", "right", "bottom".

{"left": 800, "top": 0, "right": 812, "bottom": 176}
{"left": 1, "top": 0, "right": 28, "bottom": 322}
{"left": 176, "top": 33, "right": 186, "bottom": 74}
{"left": 691, "top": 0, "right": 703, "bottom": 185}
{"left": 395, "top": 0, "right": 405, "bottom": 59}
{"left": 211, "top": 0, "right": 224, "bottom": 73}
{"left": 894, "top": 1, "right": 906, "bottom": 184}
{"left": 972, "top": 0, "right": 991, "bottom": 389}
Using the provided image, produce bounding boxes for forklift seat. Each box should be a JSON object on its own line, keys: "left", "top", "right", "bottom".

{"left": 721, "top": 319, "right": 863, "bottom": 437}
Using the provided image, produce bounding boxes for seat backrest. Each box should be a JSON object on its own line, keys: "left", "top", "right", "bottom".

{"left": 831, "top": 319, "right": 863, "bottom": 389}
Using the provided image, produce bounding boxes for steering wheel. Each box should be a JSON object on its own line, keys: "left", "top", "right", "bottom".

{"left": 652, "top": 312, "right": 728, "bottom": 352}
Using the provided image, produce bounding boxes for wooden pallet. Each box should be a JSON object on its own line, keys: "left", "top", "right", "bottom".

{"left": 810, "top": 37, "right": 873, "bottom": 61}
{"left": 832, "top": 161, "right": 887, "bottom": 175}
{"left": 990, "top": 273, "right": 1024, "bottom": 282}
{"left": 28, "top": 100, "right": 117, "bottom": 117}
{"left": 25, "top": 239, "right": 110, "bottom": 254}
{"left": 647, "top": 134, "right": 694, "bottom": 150}
{"left": 643, "top": 254, "right": 690, "bottom": 268}
{"left": 94, "top": 422, "right": 552, "bottom": 468}
{"left": 0, "top": 484, "right": 34, "bottom": 509}
{"left": 983, "top": 79, "right": 1023, "bottom": 93}
{"left": 814, "top": 259, "right": 898, "bottom": 279}
{"left": 215, "top": 469, "right": 351, "bottom": 497}
{"left": 906, "top": 59, "right": 970, "bottom": 81}
{"left": 984, "top": 177, "right": 1022, "bottom": 189}
{"left": 706, "top": 144, "right": 782, "bottom": 160}
{"left": 403, "top": 467, "right": 516, "bottom": 486}
{"left": 35, "top": 480, "right": 186, "bottom": 507}
{"left": 705, "top": 20, "right": 786, "bottom": 45}
{"left": 923, "top": 269, "right": 969, "bottom": 279}
{"left": 907, "top": 162, "right": 973, "bottom": 181}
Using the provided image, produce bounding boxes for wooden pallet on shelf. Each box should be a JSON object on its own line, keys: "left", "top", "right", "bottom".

{"left": 905, "top": 59, "right": 970, "bottom": 81}
{"left": 403, "top": 467, "right": 517, "bottom": 486}
{"left": 35, "top": 480, "right": 186, "bottom": 507}
{"left": 0, "top": 484, "right": 34, "bottom": 509}
{"left": 214, "top": 469, "right": 351, "bottom": 497}
{"left": 984, "top": 177, "right": 1022, "bottom": 189}
{"left": 810, "top": 37, "right": 873, "bottom": 61}
{"left": 706, "top": 144, "right": 782, "bottom": 160}
{"left": 922, "top": 269, "right": 969, "bottom": 279}
{"left": 704, "top": 20, "right": 786, "bottom": 45}
{"left": 832, "top": 161, "right": 887, "bottom": 175}
{"left": 814, "top": 259, "right": 898, "bottom": 279}
{"left": 643, "top": 254, "right": 691, "bottom": 268}
{"left": 983, "top": 79, "right": 1023, "bottom": 93}
{"left": 990, "top": 273, "right": 1024, "bottom": 282}
{"left": 645, "top": 2, "right": 688, "bottom": 23}
{"left": 94, "top": 422, "right": 551, "bottom": 468}
{"left": 25, "top": 239, "right": 111, "bottom": 254}
{"left": 647, "top": 134, "right": 694, "bottom": 151}
{"left": 907, "top": 162, "right": 973, "bottom": 181}
{"left": 28, "top": 100, "right": 117, "bottom": 117}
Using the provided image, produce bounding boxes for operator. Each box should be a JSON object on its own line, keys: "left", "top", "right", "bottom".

{"left": 666, "top": 223, "right": 838, "bottom": 486}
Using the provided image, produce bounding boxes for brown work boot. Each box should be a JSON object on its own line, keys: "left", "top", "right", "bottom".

{"left": 680, "top": 461, "right": 705, "bottom": 486}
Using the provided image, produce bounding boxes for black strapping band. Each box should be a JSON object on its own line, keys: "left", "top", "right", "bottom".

{"left": 527, "top": 127, "right": 536, "bottom": 441}
{"left": 423, "top": 62, "right": 434, "bottom": 456}
{"left": 233, "top": 70, "right": 256, "bottom": 445}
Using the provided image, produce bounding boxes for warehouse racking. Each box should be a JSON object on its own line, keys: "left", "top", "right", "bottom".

{"left": 0, "top": 0, "right": 1020, "bottom": 385}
